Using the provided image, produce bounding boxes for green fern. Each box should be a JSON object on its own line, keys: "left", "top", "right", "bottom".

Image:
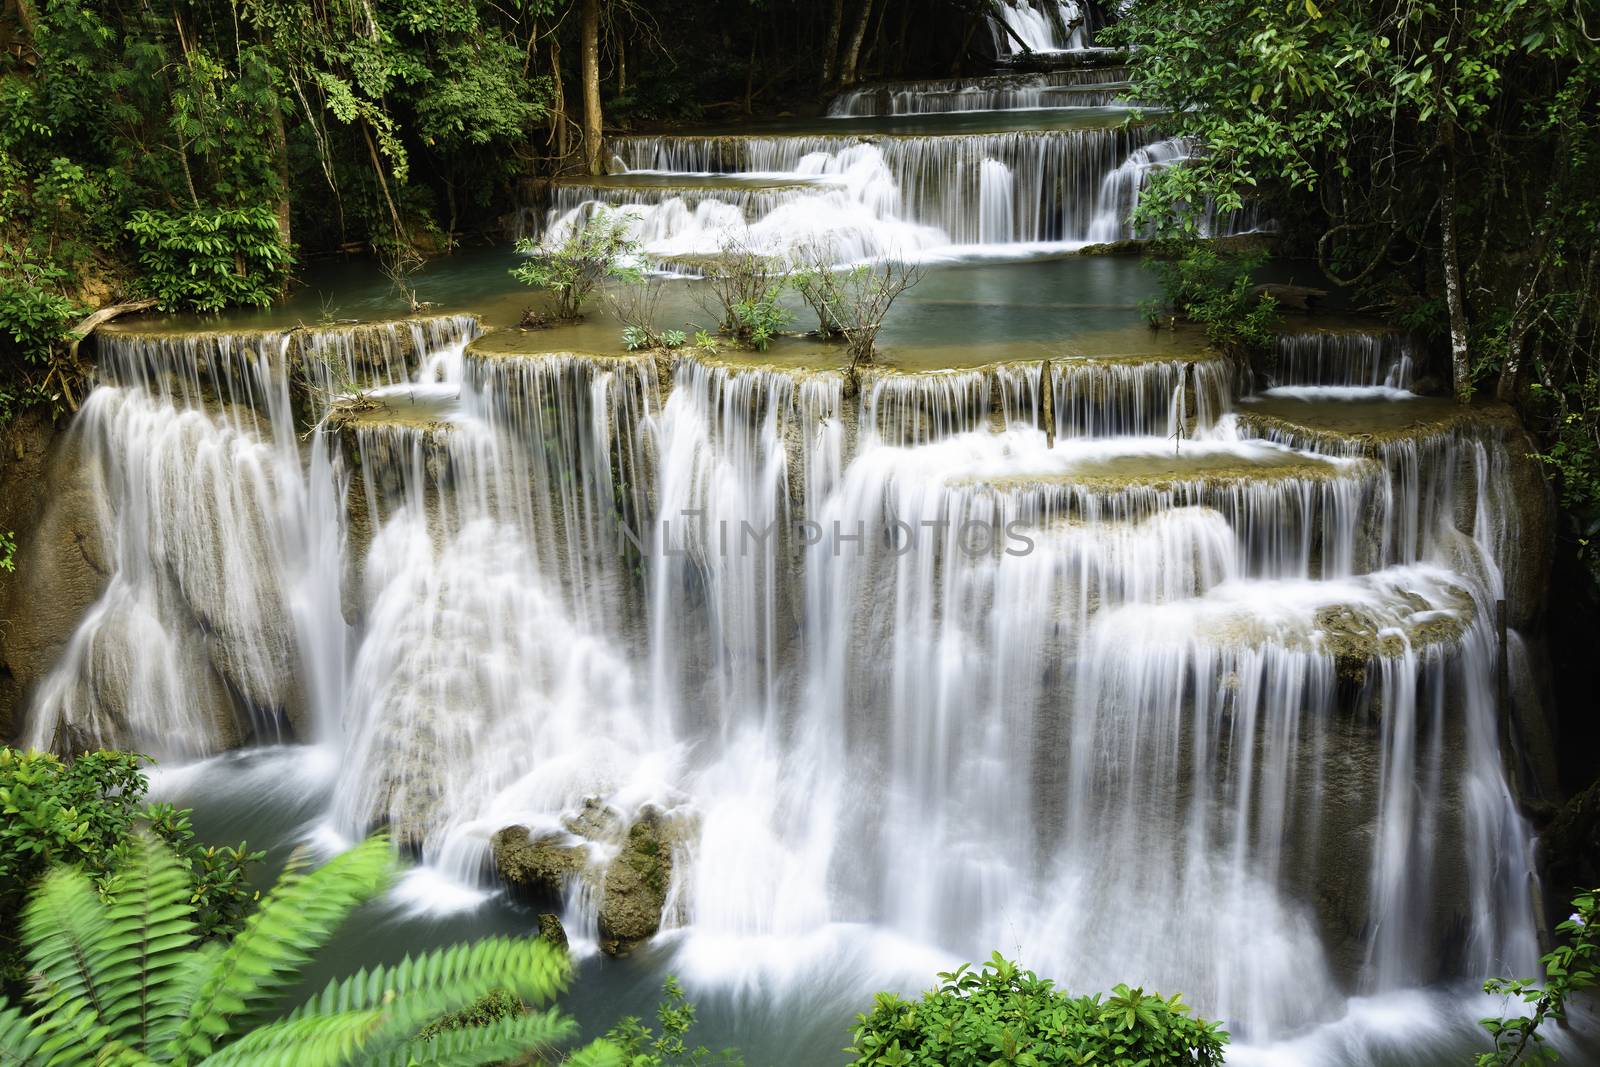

{"left": 0, "top": 832, "right": 615, "bottom": 1067}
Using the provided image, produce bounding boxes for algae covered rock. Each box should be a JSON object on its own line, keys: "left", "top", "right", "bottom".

{"left": 491, "top": 824, "right": 586, "bottom": 907}
{"left": 492, "top": 800, "right": 681, "bottom": 959}
{"left": 598, "top": 807, "right": 674, "bottom": 957}
{"left": 536, "top": 913, "right": 569, "bottom": 952}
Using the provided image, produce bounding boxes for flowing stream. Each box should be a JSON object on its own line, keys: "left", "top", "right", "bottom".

{"left": 25, "top": 59, "right": 1561, "bottom": 1066}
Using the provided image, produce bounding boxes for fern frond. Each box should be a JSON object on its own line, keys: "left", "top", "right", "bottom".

{"left": 18, "top": 864, "right": 116, "bottom": 1064}
{"left": 98, "top": 832, "right": 198, "bottom": 1050}
{"left": 287, "top": 937, "right": 570, "bottom": 1023}
{"left": 192, "top": 1008, "right": 387, "bottom": 1067}
{"left": 367, "top": 1008, "right": 577, "bottom": 1067}
{"left": 146, "top": 943, "right": 224, "bottom": 1051}
{"left": 0, "top": 1001, "right": 47, "bottom": 1066}
{"left": 168, "top": 836, "right": 394, "bottom": 1066}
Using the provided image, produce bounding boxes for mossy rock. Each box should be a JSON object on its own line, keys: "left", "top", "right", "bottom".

{"left": 536, "top": 913, "right": 569, "bottom": 953}
{"left": 491, "top": 825, "right": 586, "bottom": 908}
{"left": 598, "top": 808, "right": 674, "bottom": 957}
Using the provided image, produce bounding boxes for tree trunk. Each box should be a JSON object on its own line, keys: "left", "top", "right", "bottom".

{"left": 838, "top": 0, "right": 875, "bottom": 88}
{"left": 821, "top": 0, "right": 845, "bottom": 85}
{"left": 550, "top": 39, "right": 568, "bottom": 162}
{"left": 268, "top": 101, "right": 292, "bottom": 253}
{"left": 1439, "top": 127, "right": 1472, "bottom": 404}
{"left": 581, "top": 0, "right": 604, "bottom": 176}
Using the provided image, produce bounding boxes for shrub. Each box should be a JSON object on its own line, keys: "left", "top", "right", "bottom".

{"left": 0, "top": 254, "right": 80, "bottom": 367}
{"left": 512, "top": 209, "right": 640, "bottom": 321}
{"left": 1478, "top": 888, "right": 1599, "bottom": 1066}
{"left": 610, "top": 273, "right": 687, "bottom": 350}
{"left": 0, "top": 748, "right": 261, "bottom": 992}
{"left": 1145, "top": 239, "right": 1279, "bottom": 354}
{"left": 696, "top": 238, "right": 792, "bottom": 350}
{"left": 0, "top": 833, "right": 627, "bottom": 1066}
{"left": 126, "top": 205, "right": 292, "bottom": 312}
{"left": 604, "top": 976, "right": 742, "bottom": 1065}
{"left": 790, "top": 244, "right": 922, "bottom": 370}
{"left": 847, "top": 953, "right": 1228, "bottom": 1067}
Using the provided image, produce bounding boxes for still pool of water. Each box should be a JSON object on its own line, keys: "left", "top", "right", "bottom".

{"left": 104, "top": 246, "right": 1335, "bottom": 370}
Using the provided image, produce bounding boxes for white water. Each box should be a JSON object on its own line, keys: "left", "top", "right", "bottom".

{"left": 27, "top": 52, "right": 1547, "bottom": 1067}
{"left": 990, "top": 1, "right": 1089, "bottom": 54}
{"left": 829, "top": 69, "right": 1128, "bottom": 117}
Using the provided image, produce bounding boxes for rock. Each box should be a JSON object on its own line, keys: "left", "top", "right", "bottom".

{"left": 537, "top": 913, "right": 569, "bottom": 953}
{"left": 1539, "top": 776, "right": 1600, "bottom": 892}
{"left": 1253, "top": 283, "right": 1329, "bottom": 312}
{"left": 0, "top": 415, "right": 110, "bottom": 741}
{"left": 598, "top": 808, "right": 674, "bottom": 957}
{"left": 1501, "top": 425, "right": 1553, "bottom": 631}
{"left": 491, "top": 824, "right": 587, "bottom": 908}
{"left": 494, "top": 801, "right": 683, "bottom": 958}
{"left": 562, "top": 796, "right": 624, "bottom": 840}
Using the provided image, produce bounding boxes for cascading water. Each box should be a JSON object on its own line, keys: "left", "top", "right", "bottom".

{"left": 28, "top": 45, "right": 1553, "bottom": 1067}
{"left": 1087, "top": 136, "right": 1269, "bottom": 242}
{"left": 989, "top": 0, "right": 1090, "bottom": 54}
{"left": 829, "top": 69, "right": 1129, "bottom": 117}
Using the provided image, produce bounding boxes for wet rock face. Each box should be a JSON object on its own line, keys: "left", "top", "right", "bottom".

{"left": 491, "top": 824, "right": 586, "bottom": 909}
{"left": 1501, "top": 426, "right": 1553, "bottom": 631}
{"left": 491, "top": 800, "right": 677, "bottom": 958}
{"left": 0, "top": 414, "right": 108, "bottom": 741}
{"left": 598, "top": 809, "right": 674, "bottom": 957}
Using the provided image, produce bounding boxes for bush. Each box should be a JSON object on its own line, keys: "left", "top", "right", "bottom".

{"left": 126, "top": 205, "right": 292, "bottom": 312}
{"left": 847, "top": 953, "right": 1228, "bottom": 1067}
{"left": 790, "top": 245, "right": 922, "bottom": 369}
{"left": 512, "top": 209, "right": 639, "bottom": 321}
{"left": 1145, "top": 239, "right": 1279, "bottom": 354}
{"left": 1478, "top": 889, "right": 1600, "bottom": 1066}
{"left": 696, "top": 238, "right": 792, "bottom": 350}
{"left": 0, "top": 252, "right": 84, "bottom": 425}
{"left": 0, "top": 748, "right": 261, "bottom": 992}
{"left": 0, "top": 254, "right": 80, "bottom": 367}
{"left": 605, "top": 977, "right": 742, "bottom": 1065}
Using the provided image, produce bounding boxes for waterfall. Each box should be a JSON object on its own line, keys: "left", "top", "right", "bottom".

{"left": 585, "top": 124, "right": 1155, "bottom": 251}
{"left": 990, "top": 1, "right": 1090, "bottom": 54}
{"left": 829, "top": 69, "right": 1130, "bottom": 117}
{"left": 1087, "top": 136, "right": 1270, "bottom": 242}
{"left": 978, "top": 159, "right": 1017, "bottom": 243}
{"left": 1273, "top": 329, "right": 1418, "bottom": 388}
{"left": 540, "top": 144, "right": 946, "bottom": 261}
{"left": 26, "top": 37, "right": 1541, "bottom": 1055}
{"left": 25, "top": 318, "right": 478, "bottom": 759}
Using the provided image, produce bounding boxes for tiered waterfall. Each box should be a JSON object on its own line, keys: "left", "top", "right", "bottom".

{"left": 21, "top": 52, "right": 1551, "bottom": 1066}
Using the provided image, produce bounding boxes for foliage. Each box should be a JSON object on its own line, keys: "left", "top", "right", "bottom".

{"left": 0, "top": 749, "right": 261, "bottom": 993}
{"left": 1110, "top": 0, "right": 1600, "bottom": 571}
{"left": 0, "top": 254, "right": 80, "bottom": 367}
{"left": 604, "top": 977, "right": 742, "bottom": 1066}
{"left": 729, "top": 293, "right": 793, "bottom": 352}
{"left": 0, "top": 531, "right": 15, "bottom": 573}
{"left": 1478, "top": 889, "right": 1600, "bottom": 1066}
{"left": 610, "top": 273, "right": 688, "bottom": 350}
{"left": 0, "top": 252, "right": 84, "bottom": 425}
{"left": 126, "top": 206, "right": 292, "bottom": 312}
{"left": 0, "top": 832, "right": 629, "bottom": 1066}
{"left": 1145, "top": 240, "right": 1279, "bottom": 354}
{"left": 697, "top": 239, "right": 791, "bottom": 350}
{"left": 846, "top": 952, "right": 1228, "bottom": 1067}
{"left": 791, "top": 246, "right": 923, "bottom": 369}
{"left": 513, "top": 210, "right": 640, "bottom": 321}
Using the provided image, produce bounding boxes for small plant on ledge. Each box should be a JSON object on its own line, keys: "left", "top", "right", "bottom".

{"left": 512, "top": 208, "right": 640, "bottom": 324}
